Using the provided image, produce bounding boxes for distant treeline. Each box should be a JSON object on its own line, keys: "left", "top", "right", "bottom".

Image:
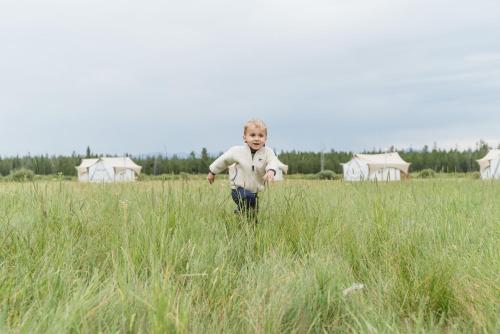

{"left": 0, "top": 142, "right": 494, "bottom": 176}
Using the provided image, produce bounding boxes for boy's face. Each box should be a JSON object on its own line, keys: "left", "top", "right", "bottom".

{"left": 243, "top": 124, "right": 267, "bottom": 151}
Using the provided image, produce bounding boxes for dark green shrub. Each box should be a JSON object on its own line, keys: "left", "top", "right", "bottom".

{"left": 418, "top": 168, "right": 436, "bottom": 179}
{"left": 315, "top": 170, "right": 339, "bottom": 180}
{"left": 9, "top": 168, "right": 35, "bottom": 182}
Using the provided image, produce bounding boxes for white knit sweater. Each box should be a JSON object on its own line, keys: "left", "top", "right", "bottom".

{"left": 209, "top": 144, "right": 279, "bottom": 193}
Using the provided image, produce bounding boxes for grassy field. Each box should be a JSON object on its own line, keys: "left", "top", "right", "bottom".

{"left": 0, "top": 179, "right": 499, "bottom": 333}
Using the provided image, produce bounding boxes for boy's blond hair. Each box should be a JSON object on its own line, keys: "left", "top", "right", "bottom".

{"left": 244, "top": 118, "right": 268, "bottom": 136}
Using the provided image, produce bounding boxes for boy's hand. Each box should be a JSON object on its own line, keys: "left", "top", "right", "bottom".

{"left": 263, "top": 170, "right": 275, "bottom": 183}
{"left": 207, "top": 172, "right": 215, "bottom": 184}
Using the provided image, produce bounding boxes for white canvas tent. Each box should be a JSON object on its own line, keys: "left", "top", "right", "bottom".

{"left": 76, "top": 157, "right": 142, "bottom": 182}
{"left": 477, "top": 149, "right": 500, "bottom": 180}
{"left": 228, "top": 158, "right": 288, "bottom": 182}
{"left": 342, "top": 152, "right": 410, "bottom": 181}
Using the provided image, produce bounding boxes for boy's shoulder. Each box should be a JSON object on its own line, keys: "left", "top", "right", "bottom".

{"left": 226, "top": 145, "right": 246, "bottom": 152}
{"left": 218, "top": 145, "right": 247, "bottom": 156}
{"left": 261, "top": 146, "right": 276, "bottom": 155}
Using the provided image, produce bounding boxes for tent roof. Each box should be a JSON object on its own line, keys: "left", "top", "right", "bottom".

{"left": 353, "top": 152, "right": 410, "bottom": 174}
{"left": 76, "top": 157, "right": 142, "bottom": 174}
{"left": 77, "top": 158, "right": 99, "bottom": 169}
{"left": 477, "top": 149, "right": 500, "bottom": 170}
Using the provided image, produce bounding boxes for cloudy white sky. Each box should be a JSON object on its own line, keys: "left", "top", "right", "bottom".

{"left": 1, "top": 0, "right": 499, "bottom": 156}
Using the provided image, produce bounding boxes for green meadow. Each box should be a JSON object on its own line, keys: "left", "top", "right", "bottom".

{"left": 0, "top": 179, "right": 499, "bottom": 333}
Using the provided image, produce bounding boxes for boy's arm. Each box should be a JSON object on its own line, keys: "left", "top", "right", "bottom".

{"left": 263, "top": 169, "right": 276, "bottom": 183}
{"left": 207, "top": 171, "right": 216, "bottom": 184}
{"left": 207, "top": 147, "right": 237, "bottom": 184}
{"left": 263, "top": 149, "right": 280, "bottom": 183}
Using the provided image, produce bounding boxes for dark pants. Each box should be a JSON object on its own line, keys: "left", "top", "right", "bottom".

{"left": 231, "top": 187, "right": 258, "bottom": 215}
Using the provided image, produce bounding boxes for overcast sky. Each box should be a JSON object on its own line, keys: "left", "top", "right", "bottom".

{"left": 1, "top": 0, "right": 499, "bottom": 156}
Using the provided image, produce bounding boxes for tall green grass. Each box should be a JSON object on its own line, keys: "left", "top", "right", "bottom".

{"left": 0, "top": 179, "right": 499, "bottom": 333}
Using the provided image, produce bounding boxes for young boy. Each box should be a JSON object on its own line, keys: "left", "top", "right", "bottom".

{"left": 207, "top": 119, "right": 279, "bottom": 218}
